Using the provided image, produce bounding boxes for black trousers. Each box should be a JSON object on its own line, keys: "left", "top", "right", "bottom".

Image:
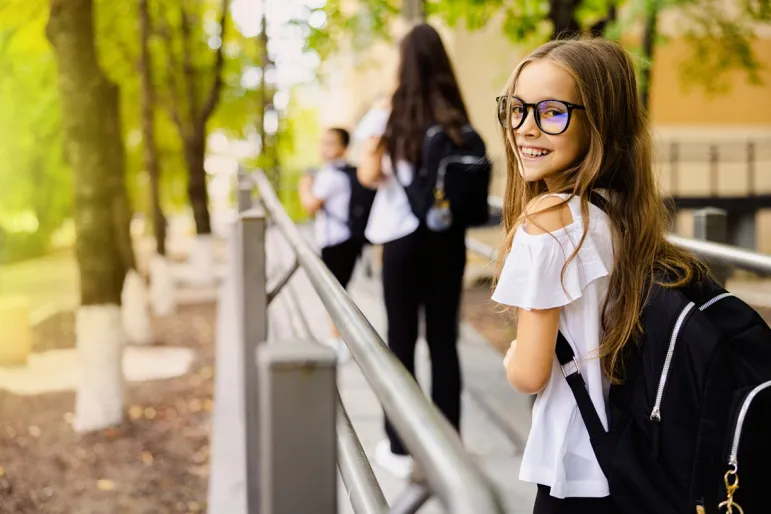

{"left": 321, "top": 237, "right": 362, "bottom": 290}
{"left": 533, "top": 485, "right": 619, "bottom": 514}
{"left": 381, "top": 225, "right": 467, "bottom": 455}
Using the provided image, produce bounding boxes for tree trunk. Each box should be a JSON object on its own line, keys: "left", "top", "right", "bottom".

{"left": 139, "top": 0, "right": 167, "bottom": 255}
{"left": 549, "top": 0, "right": 581, "bottom": 39}
{"left": 105, "top": 82, "right": 136, "bottom": 275}
{"left": 185, "top": 127, "right": 211, "bottom": 235}
{"left": 47, "top": 0, "right": 127, "bottom": 305}
{"left": 47, "top": 0, "right": 127, "bottom": 432}
{"left": 403, "top": 0, "right": 425, "bottom": 23}
{"left": 590, "top": 4, "right": 617, "bottom": 37}
{"left": 640, "top": 0, "right": 658, "bottom": 112}
{"left": 175, "top": 0, "right": 228, "bottom": 236}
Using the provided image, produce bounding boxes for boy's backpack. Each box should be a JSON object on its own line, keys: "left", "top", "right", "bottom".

{"left": 399, "top": 124, "right": 491, "bottom": 232}
{"left": 557, "top": 202, "right": 771, "bottom": 513}
{"left": 337, "top": 164, "right": 376, "bottom": 244}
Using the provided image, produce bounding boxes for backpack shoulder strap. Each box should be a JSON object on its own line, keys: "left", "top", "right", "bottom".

{"left": 555, "top": 332, "right": 608, "bottom": 442}
{"left": 589, "top": 190, "right": 610, "bottom": 213}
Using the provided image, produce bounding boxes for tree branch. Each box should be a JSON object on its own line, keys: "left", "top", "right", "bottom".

{"left": 157, "top": 15, "right": 186, "bottom": 137}
{"left": 180, "top": 3, "right": 198, "bottom": 125}
{"left": 200, "top": 0, "right": 230, "bottom": 123}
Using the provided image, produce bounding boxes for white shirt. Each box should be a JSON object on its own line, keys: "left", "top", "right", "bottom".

{"left": 311, "top": 161, "right": 352, "bottom": 249}
{"left": 492, "top": 193, "right": 615, "bottom": 499}
{"left": 353, "top": 107, "right": 420, "bottom": 244}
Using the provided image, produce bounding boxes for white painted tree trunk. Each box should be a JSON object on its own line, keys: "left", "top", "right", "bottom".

{"left": 74, "top": 305, "right": 126, "bottom": 433}
{"left": 149, "top": 255, "right": 177, "bottom": 316}
{"left": 188, "top": 234, "right": 215, "bottom": 285}
{"left": 121, "top": 269, "right": 153, "bottom": 345}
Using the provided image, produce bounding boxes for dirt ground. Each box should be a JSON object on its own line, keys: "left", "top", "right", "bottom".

{"left": 0, "top": 302, "right": 217, "bottom": 514}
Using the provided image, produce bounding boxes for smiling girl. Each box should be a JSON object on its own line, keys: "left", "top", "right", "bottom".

{"left": 492, "top": 39, "right": 702, "bottom": 513}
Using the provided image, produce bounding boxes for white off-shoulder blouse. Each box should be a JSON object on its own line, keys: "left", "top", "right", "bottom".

{"left": 492, "top": 193, "right": 615, "bottom": 499}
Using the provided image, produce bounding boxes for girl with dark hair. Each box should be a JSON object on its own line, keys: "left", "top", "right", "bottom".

{"left": 357, "top": 23, "right": 472, "bottom": 477}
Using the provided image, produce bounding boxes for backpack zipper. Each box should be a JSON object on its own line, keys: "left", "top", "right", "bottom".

{"left": 699, "top": 292, "right": 734, "bottom": 311}
{"left": 650, "top": 302, "right": 696, "bottom": 422}
{"left": 728, "top": 380, "right": 771, "bottom": 469}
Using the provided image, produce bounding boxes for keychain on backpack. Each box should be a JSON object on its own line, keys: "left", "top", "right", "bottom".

{"left": 717, "top": 468, "right": 744, "bottom": 514}
{"left": 426, "top": 187, "right": 452, "bottom": 232}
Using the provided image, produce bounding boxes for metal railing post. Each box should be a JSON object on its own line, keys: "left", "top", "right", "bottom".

{"left": 256, "top": 341, "right": 337, "bottom": 514}
{"left": 239, "top": 207, "right": 268, "bottom": 513}
{"left": 693, "top": 208, "right": 729, "bottom": 285}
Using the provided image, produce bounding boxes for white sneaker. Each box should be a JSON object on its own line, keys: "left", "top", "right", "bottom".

{"left": 321, "top": 337, "right": 351, "bottom": 364}
{"left": 374, "top": 439, "right": 414, "bottom": 478}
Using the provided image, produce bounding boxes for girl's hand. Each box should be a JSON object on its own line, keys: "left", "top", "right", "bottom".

{"left": 503, "top": 339, "right": 517, "bottom": 369}
{"left": 357, "top": 137, "right": 386, "bottom": 188}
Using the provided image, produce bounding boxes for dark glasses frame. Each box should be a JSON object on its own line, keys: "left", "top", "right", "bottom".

{"left": 496, "top": 95, "right": 586, "bottom": 135}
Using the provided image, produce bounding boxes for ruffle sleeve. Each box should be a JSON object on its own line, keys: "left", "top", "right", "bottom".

{"left": 492, "top": 223, "right": 609, "bottom": 310}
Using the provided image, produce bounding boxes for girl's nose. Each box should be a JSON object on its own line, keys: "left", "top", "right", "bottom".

{"left": 516, "top": 107, "right": 540, "bottom": 138}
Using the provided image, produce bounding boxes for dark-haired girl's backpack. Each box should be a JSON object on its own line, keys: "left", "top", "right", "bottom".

{"left": 400, "top": 124, "right": 491, "bottom": 232}
{"left": 557, "top": 276, "right": 771, "bottom": 513}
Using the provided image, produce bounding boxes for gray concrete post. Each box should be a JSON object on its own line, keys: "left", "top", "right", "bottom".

{"left": 256, "top": 341, "right": 337, "bottom": 514}
{"left": 239, "top": 207, "right": 268, "bottom": 513}
{"left": 693, "top": 208, "right": 729, "bottom": 285}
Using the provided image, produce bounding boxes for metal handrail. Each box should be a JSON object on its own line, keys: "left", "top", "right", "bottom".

{"left": 667, "top": 235, "right": 771, "bottom": 275}
{"left": 484, "top": 196, "right": 771, "bottom": 275}
{"left": 253, "top": 170, "right": 504, "bottom": 514}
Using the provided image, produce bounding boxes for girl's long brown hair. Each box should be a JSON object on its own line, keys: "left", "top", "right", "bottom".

{"left": 498, "top": 38, "right": 706, "bottom": 383}
{"left": 383, "top": 23, "right": 469, "bottom": 165}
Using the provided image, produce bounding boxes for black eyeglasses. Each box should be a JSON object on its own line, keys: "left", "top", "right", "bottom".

{"left": 496, "top": 96, "right": 585, "bottom": 135}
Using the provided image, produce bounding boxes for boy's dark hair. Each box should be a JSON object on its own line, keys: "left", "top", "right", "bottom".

{"left": 328, "top": 127, "right": 350, "bottom": 148}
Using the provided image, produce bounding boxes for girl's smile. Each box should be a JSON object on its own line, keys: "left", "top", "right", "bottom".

{"left": 518, "top": 145, "right": 553, "bottom": 160}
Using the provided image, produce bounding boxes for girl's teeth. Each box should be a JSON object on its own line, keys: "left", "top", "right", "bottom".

{"left": 522, "top": 148, "right": 549, "bottom": 157}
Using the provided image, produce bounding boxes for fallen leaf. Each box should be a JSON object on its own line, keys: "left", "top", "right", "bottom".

{"left": 103, "top": 428, "right": 121, "bottom": 439}
{"left": 96, "top": 479, "right": 115, "bottom": 491}
{"left": 187, "top": 465, "right": 208, "bottom": 478}
{"left": 129, "top": 406, "right": 143, "bottom": 420}
{"left": 144, "top": 407, "right": 157, "bottom": 420}
{"left": 188, "top": 501, "right": 202, "bottom": 512}
{"left": 203, "top": 399, "right": 214, "bottom": 412}
{"left": 141, "top": 452, "right": 154, "bottom": 465}
{"left": 0, "top": 465, "right": 5, "bottom": 477}
{"left": 188, "top": 399, "right": 202, "bottom": 413}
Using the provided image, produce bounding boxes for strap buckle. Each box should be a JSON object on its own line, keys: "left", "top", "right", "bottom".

{"left": 561, "top": 356, "right": 581, "bottom": 378}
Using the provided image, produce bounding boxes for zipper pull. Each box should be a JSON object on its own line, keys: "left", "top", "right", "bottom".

{"left": 650, "top": 407, "right": 661, "bottom": 458}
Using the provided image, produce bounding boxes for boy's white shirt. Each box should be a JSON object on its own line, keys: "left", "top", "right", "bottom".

{"left": 311, "top": 159, "right": 352, "bottom": 249}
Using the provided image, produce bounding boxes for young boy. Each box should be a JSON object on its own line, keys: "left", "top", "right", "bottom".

{"left": 298, "top": 127, "right": 361, "bottom": 362}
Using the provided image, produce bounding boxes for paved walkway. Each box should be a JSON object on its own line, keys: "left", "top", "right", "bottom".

{"left": 265, "top": 226, "right": 536, "bottom": 513}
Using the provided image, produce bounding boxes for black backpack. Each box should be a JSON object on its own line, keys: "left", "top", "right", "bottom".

{"left": 336, "top": 164, "right": 376, "bottom": 244}
{"left": 399, "top": 124, "right": 491, "bottom": 231}
{"left": 557, "top": 211, "right": 771, "bottom": 512}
